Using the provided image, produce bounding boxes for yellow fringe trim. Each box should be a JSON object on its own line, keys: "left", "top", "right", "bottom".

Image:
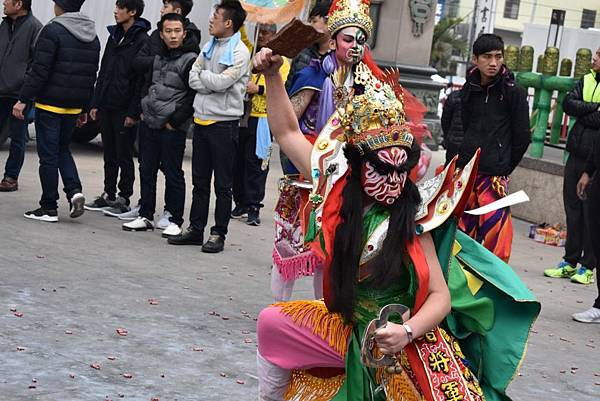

{"left": 284, "top": 370, "right": 346, "bottom": 401}
{"left": 274, "top": 300, "right": 352, "bottom": 357}
{"left": 375, "top": 366, "right": 424, "bottom": 401}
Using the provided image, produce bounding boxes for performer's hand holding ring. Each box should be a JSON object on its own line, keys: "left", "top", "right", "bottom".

{"left": 374, "top": 322, "right": 410, "bottom": 355}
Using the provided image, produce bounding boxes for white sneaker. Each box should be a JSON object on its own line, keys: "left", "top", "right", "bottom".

{"left": 117, "top": 205, "right": 140, "bottom": 221}
{"left": 572, "top": 307, "right": 600, "bottom": 323}
{"left": 162, "top": 222, "right": 182, "bottom": 238}
{"left": 122, "top": 217, "right": 154, "bottom": 232}
{"left": 70, "top": 193, "right": 85, "bottom": 218}
{"left": 157, "top": 210, "right": 172, "bottom": 230}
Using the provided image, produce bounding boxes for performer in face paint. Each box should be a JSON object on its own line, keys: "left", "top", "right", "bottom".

{"left": 252, "top": 2, "right": 540, "bottom": 401}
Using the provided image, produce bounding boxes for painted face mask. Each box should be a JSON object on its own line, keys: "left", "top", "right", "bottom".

{"left": 360, "top": 147, "right": 409, "bottom": 205}
{"left": 334, "top": 27, "right": 367, "bottom": 65}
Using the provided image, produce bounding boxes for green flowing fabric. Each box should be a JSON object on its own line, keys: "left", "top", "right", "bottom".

{"left": 331, "top": 204, "right": 417, "bottom": 401}
{"left": 327, "top": 214, "right": 540, "bottom": 401}
{"left": 432, "top": 219, "right": 541, "bottom": 401}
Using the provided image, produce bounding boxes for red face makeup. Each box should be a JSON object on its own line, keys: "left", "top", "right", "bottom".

{"left": 361, "top": 147, "right": 409, "bottom": 205}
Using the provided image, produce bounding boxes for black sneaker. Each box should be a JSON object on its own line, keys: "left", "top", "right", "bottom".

{"left": 102, "top": 196, "right": 130, "bottom": 217}
{"left": 84, "top": 192, "right": 113, "bottom": 211}
{"left": 246, "top": 208, "right": 261, "bottom": 226}
{"left": 69, "top": 193, "right": 85, "bottom": 218}
{"left": 201, "top": 234, "right": 225, "bottom": 253}
{"left": 167, "top": 229, "right": 204, "bottom": 246}
{"left": 231, "top": 205, "right": 249, "bottom": 219}
{"left": 24, "top": 207, "right": 58, "bottom": 222}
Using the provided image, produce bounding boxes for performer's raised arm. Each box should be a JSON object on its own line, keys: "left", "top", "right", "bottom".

{"left": 252, "top": 48, "right": 313, "bottom": 178}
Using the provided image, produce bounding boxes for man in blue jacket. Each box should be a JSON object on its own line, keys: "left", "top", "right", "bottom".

{"left": 13, "top": 0, "right": 100, "bottom": 222}
{"left": 0, "top": 0, "right": 42, "bottom": 192}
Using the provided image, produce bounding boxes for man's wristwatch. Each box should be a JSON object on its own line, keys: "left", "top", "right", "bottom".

{"left": 402, "top": 324, "right": 414, "bottom": 343}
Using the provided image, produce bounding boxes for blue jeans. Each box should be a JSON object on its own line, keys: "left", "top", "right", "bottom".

{"left": 139, "top": 125, "right": 186, "bottom": 226}
{"left": 35, "top": 109, "right": 82, "bottom": 210}
{"left": 0, "top": 97, "right": 29, "bottom": 179}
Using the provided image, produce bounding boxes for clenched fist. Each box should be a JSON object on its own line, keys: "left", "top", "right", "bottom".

{"left": 252, "top": 48, "right": 283, "bottom": 77}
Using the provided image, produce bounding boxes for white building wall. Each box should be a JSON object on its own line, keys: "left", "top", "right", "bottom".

{"left": 30, "top": 0, "right": 220, "bottom": 51}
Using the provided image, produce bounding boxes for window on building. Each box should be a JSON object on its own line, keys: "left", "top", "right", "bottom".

{"left": 581, "top": 9, "right": 597, "bottom": 29}
{"left": 503, "top": 0, "right": 520, "bottom": 20}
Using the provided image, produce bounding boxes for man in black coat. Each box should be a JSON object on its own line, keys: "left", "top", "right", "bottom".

{"left": 453, "top": 34, "right": 531, "bottom": 262}
{"left": 0, "top": 0, "right": 42, "bottom": 192}
{"left": 574, "top": 99, "right": 600, "bottom": 323}
{"left": 12, "top": 0, "right": 100, "bottom": 222}
{"left": 544, "top": 47, "right": 600, "bottom": 285}
{"left": 85, "top": 0, "right": 151, "bottom": 215}
{"left": 120, "top": 0, "right": 200, "bottom": 227}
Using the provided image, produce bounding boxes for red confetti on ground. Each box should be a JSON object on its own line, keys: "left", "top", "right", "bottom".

{"left": 123, "top": 373, "right": 133, "bottom": 379}
{"left": 244, "top": 338, "right": 253, "bottom": 344}
{"left": 148, "top": 299, "right": 159, "bottom": 305}
{"left": 14, "top": 312, "right": 24, "bottom": 317}
{"left": 221, "top": 316, "right": 230, "bottom": 320}
{"left": 36, "top": 255, "right": 45, "bottom": 259}
{"left": 10, "top": 308, "right": 17, "bottom": 312}
{"left": 28, "top": 384, "right": 36, "bottom": 389}
{"left": 90, "top": 363, "right": 101, "bottom": 370}
{"left": 116, "top": 328, "right": 128, "bottom": 336}
{"left": 192, "top": 347, "right": 203, "bottom": 352}
{"left": 69, "top": 373, "right": 75, "bottom": 379}
{"left": 32, "top": 378, "right": 37, "bottom": 383}
{"left": 160, "top": 373, "right": 165, "bottom": 378}
{"left": 16, "top": 346, "right": 26, "bottom": 351}
{"left": 118, "top": 394, "right": 125, "bottom": 398}
{"left": 107, "top": 356, "right": 117, "bottom": 360}
{"left": 241, "top": 330, "right": 250, "bottom": 334}
{"left": 236, "top": 380, "right": 245, "bottom": 385}
{"left": 65, "top": 330, "right": 73, "bottom": 335}
{"left": 208, "top": 311, "right": 216, "bottom": 316}
{"left": 559, "top": 370, "right": 566, "bottom": 373}
{"left": 220, "top": 372, "right": 227, "bottom": 377}
{"left": 151, "top": 398, "right": 160, "bottom": 401}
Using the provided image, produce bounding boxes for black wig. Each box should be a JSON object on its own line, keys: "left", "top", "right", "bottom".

{"left": 328, "top": 141, "right": 423, "bottom": 322}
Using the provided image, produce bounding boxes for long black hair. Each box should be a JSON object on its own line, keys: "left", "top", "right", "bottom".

{"left": 328, "top": 141, "right": 422, "bottom": 322}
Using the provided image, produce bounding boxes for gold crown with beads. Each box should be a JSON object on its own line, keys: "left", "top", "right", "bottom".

{"left": 332, "top": 62, "right": 414, "bottom": 154}
{"left": 327, "top": 0, "right": 373, "bottom": 38}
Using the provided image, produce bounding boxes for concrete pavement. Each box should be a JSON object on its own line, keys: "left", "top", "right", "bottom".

{"left": 0, "top": 139, "right": 598, "bottom": 401}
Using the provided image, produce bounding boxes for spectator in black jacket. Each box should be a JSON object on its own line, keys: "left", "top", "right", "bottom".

{"left": 122, "top": 13, "right": 197, "bottom": 237}
{"left": 573, "top": 111, "right": 600, "bottom": 323}
{"left": 120, "top": 0, "right": 200, "bottom": 227}
{"left": 440, "top": 89, "right": 464, "bottom": 167}
{"left": 544, "top": 47, "right": 600, "bottom": 286}
{"left": 0, "top": 0, "right": 42, "bottom": 192}
{"left": 85, "top": 0, "right": 151, "bottom": 216}
{"left": 454, "top": 34, "right": 531, "bottom": 262}
{"left": 12, "top": 0, "right": 100, "bottom": 222}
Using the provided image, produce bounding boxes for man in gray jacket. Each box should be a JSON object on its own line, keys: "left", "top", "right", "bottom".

{"left": 0, "top": 0, "right": 42, "bottom": 192}
{"left": 168, "top": 0, "right": 250, "bottom": 253}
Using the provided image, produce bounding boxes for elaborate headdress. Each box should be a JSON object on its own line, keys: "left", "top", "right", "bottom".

{"left": 327, "top": 0, "right": 373, "bottom": 38}
{"left": 331, "top": 64, "right": 414, "bottom": 155}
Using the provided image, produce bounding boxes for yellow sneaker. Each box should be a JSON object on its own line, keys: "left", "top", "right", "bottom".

{"left": 570, "top": 267, "right": 594, "bottom": 285}
{"left": 543, "top": 261, "right": 576, "bottom": 278}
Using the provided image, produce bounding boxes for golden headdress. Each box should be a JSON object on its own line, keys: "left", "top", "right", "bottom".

{"left": 327, "top": 0, "right": 373, "bottom": 38}
{"left": 331, "top": 62, "right": 414, "bottom": 155}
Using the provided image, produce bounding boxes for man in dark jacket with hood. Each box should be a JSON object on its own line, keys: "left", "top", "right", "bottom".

{"left": 0, "top": 0, "right": 42, "bottom": 192}
{"left": 13, "top": 0, "right": 100, "bottom": 222}
{"left": 453, "top": 34, "right": 531, "bottom": 262}
{"left": 544, "top": 47, "right": 600, "bottom": 286}
{"left": 85, "top": 0, "right": 151, "bottom": 215}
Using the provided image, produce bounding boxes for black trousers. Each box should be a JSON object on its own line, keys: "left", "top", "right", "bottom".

{"left": 100, "top": 110, "right": 136, "bottom": 201}
{"left": 139, "top": 126, "right": 186, "bottom": 226}
{"left": 586, "top": 177, "right": 600, "bottom": 309}
{"left": 189, "top": 121, "right": 238, "bottom": 238}
{"left": 233, "top": 117, "right": 269, "bottom": 209}
{"left": 563, "top": 155, "right": 596, "bottom": 268}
